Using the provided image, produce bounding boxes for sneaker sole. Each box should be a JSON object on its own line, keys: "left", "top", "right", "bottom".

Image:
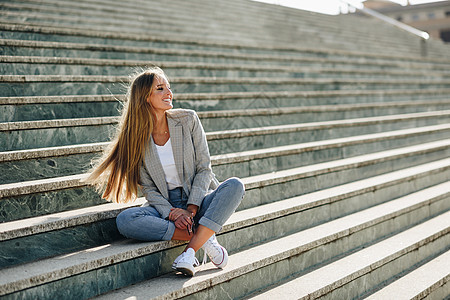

{"left": 176, "top": 263, "right": 195, "bottom": 277}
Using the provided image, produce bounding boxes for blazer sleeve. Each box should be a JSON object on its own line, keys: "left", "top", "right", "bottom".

{"left": 187, "top": 111, "right": 214, "bottom": 207}
{"left": 139, "top": 163, "right": 173, "bottom": 219}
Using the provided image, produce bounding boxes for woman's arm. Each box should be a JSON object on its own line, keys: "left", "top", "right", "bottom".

{"left": 139, "top": 164, "right": 173, "bottom": 219}
{"left": 186, "top": 111, "right": 214, "bottom": 208}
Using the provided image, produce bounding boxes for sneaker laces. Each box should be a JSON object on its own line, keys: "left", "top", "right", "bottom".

{"left": 202, "top": 235, "right": 223, "bottom": 265}
{"left": 192, "top": 256, "right": 200, "bottom": 267}
{"left": 173, "top": 250, "right": 200, "bottom": 269}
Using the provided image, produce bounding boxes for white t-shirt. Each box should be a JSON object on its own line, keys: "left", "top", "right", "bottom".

{"left": 155, "top": 138, "right": 182, "bottom": 190}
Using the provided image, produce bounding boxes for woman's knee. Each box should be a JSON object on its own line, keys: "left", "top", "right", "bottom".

{"left": 225, "top": 177, "right": 245, "bottom": 196}
{"left": 116, "top": 207, "right": 139, "bottom": 236}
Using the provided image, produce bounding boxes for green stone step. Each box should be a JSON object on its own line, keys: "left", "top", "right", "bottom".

{"left": 365, "top": 250, "right": 450, "bottom": 300}
{"left": 2, "top": 124, "right": 449, "bottom": 184}
{"left": 0, "top": 6, "right": 426, "bottom": 54}
{"left": 2, "top": 39, "right": 449, "bottom": 72}
{"left": 0, "top": 116, "right": 116, "bottom": 151}
{"left": 173, "top": 90, "right": 450, "bottom": 111}
{"left": 0, "top": 0, "right": 429, "bottom": 43}
{"left": 2, "top": 174, "right": 446, "bottom": 299}
{"left": 3, "top": 75, "right": 450, "bottom": 97}
{"left": 1, "top": 139, "right": 448, "bottom": 223}
{"left": 3, "top": 93, "right": 450, "bottom": 122}
{"left": 1, "top": 157, "right": 447, "bottom": 273}
{"left": 244, "top": 209, "right": 450, "bottom": 300}
{"left": 4, "top": 56, "right": 450, "bottom": 81}
{"left": 0, "top": 2, "right": 442, "bottom": 59}
{"left": 1, "top": 21, "right": 449, "bottom": 62}
{"left": 198, "top": 103, "right": 450, "bottom": 132}
{"left": 2, "top": 109, "right": 449, "bottom": 152}
{"left": 0, "top": 94, "right": 123, "bottom": 122}
{"left": 206, "top": 111, "right": 450, "bottom": 154}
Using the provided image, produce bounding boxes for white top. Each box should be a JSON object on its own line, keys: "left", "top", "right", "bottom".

{"left": 155, "top": 138, "right": 182, "bottom": 190}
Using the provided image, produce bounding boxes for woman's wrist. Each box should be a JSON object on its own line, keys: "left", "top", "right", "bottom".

{"left": 187, "top": 204, "right": 198, "bottom": 217}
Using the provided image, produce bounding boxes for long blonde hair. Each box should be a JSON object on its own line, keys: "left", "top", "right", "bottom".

{"left": 85, "top": 67, "right": 168, "bottom": 203}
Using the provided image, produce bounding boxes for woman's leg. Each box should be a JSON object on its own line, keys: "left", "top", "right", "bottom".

{"left": 172, "top": 228, "right": 192, "bottom": 241}
{"left": 184, "top": 225, "right": 215, "bottom": 252}
{"left": 194, "top": 177, "right": 245, "bottom": 235}
{"left": 182, "top": 177, "right": 244, "bottom": 251}
{"left": 173, "top": 178, "right": 245, "bottom": 275}
{"left": 116, "top": 206, "right": 177, "bottom": 241}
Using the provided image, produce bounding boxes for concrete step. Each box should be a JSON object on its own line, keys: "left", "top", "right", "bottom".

{"left": 0, "top": 116, "right": 116, "bottom": 151}
{"left": 172, "top": 90, "right": 450, "bottom": 111}
{"left": 206, "top": 111, "right": 450, "bottom": 155}
{"left": 2, "top": 39, "right": 449, "bottom": 72}
{"left": 3, "top": 56, "right": 450, "bottom": 81}
{"left": 0, "top": 0, "right": 430, "bottom": 41}
{"left": 365, "top": 250, "right": 450, "bottom": 300}
{"left": 1, "top": 9, "right": 445, "bottom": 60}
{"left": 0, "top": 1, "right": 443, "bottom": 58}
{"left": 0, "top": 0, "right": 393, "bottom": 37}
{"left": 246, "top": 210, "right": 450, "bottom": 300}
{"left": 2, "top": 123, "right": 449, "bottom": 184}
{"left": 0, "top": 6, "right": 430, "bottom": 55}
{"left": 198, "top": 103, "right": 450, "bottom": 132}
{"left": 1, "top": 164, "right": 449, "bottom": 298}
{"left": 3, "top": 92, "right": 450, "bottom": 122}
{"left": 2, "top": 138, "right": 449, "bottom": 222}
{"left": 2, "top": 86, "right": 449, "bottom": 123}
{"left": 2, "top": 109, "right": 449, "bottom": 152}
{"left": 94, "top": 185, "right": 450, "bottom": 300}
{"left": 3, "top": 75, "right": 450, "bottom": 97}
{"left": 1, "top": 21, "right": 449, "bottom": 62}
{"left": 1, "top": 161, "right": 446, "bottom": 268}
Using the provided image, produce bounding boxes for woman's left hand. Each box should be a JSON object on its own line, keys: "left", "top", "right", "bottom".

{"left": 174, "top": 214, "right": 193, "bottom": 230}
{"left": 169, "top": 208, "right": 192, "bottom": 222}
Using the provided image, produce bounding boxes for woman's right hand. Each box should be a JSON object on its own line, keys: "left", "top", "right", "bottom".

{"left": 174, "top": 214, "right": 193, "bottom": 230}
{"left": 169, "top": 208, "right": 193, "bottom": 230}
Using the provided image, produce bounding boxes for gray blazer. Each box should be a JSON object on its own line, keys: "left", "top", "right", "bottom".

{"left": 139, "top": 109, "right": 219, "bottom": 219}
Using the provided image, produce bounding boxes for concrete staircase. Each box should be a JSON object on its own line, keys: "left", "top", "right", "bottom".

{"left": 1, "top": 0, "right": 449, "bottom": 299}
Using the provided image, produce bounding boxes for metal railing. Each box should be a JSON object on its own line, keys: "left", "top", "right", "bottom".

{"left": 341, "top": 0, "right": 430, "bottom": 56}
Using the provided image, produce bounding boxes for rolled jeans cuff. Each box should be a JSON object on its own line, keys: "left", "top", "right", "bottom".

{"left": 163, "top": 221, "right": 176, "bottom": 241}
{"left": 199, "top": 216, "right": 222, "bottom": 233}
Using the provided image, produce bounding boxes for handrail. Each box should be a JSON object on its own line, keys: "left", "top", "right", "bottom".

{"left": 341, "top": 0, "right": 430, "bottom": 40}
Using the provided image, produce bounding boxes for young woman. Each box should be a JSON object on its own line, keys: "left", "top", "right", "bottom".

{"left": 86, "top": 67, "right": 245, "bottom": 276}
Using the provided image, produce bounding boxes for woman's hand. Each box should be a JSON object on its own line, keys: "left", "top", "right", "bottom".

{"left": 169, "top": 208, "right": 193, "bottom": 230}
{"left": 169, "top": 208, "right": 191, "bottom": 221}
{"left": 174, "top": 215, "right": 192, "bottom": 230}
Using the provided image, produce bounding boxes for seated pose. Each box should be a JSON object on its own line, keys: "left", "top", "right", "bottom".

{"left": 86, "top": 67, "right": 245, "bottom": 276}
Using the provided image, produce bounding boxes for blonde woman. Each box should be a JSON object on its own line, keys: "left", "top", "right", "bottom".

{"left": 86, "top": 67, "right": 245, "bottom": 276}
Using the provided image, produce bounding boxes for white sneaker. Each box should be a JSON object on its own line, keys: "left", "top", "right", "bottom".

{"left": 201, "top": 235, "right": 228, "bottom": 269}
{"left": 174, "top": 248, "right": 199, "bottom": 277}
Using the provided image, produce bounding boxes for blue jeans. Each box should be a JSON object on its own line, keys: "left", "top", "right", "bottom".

{"left": 116, "top": 177, "right": 245, "bottom": 241}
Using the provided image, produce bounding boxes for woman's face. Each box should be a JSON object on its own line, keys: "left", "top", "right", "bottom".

{"left": 147, "top": 75, "right": 173, "bottom": 114}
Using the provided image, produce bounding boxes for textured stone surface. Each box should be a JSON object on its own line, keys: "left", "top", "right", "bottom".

{"left": 1, "top": 0, "right": 450, "bottom": 298}
{"left": 365, "top": 250, "right": 450, "bottom": 300}
{"left": 207, "top": 113, "right": 450, "bottom": 155}
{"left": 0, "top": 218, "right": 123, "bottom": 268}
{"left": 1, "top": 123, "right": 116, "bottom": 151}
{"left": 94, "top": 199, "right": 450, "bottom": 300}
{"left": 0, "top": 152, "right": 97, "bottom": 184}
{"left": 0, "top": 101, "right": 121, "bottom": 122}
{"left": 247, "top": 212, "right": 450, "bottom": 300}
{"left": 0, "top": 186, "right": 106, "bottom": 223}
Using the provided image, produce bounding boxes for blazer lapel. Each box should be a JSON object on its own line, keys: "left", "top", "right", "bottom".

{"left": 168, "top": 117, "right": 184, "bottom": 187}
{"left": 144, "top": 138, "right": 169, "bottom": 199}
